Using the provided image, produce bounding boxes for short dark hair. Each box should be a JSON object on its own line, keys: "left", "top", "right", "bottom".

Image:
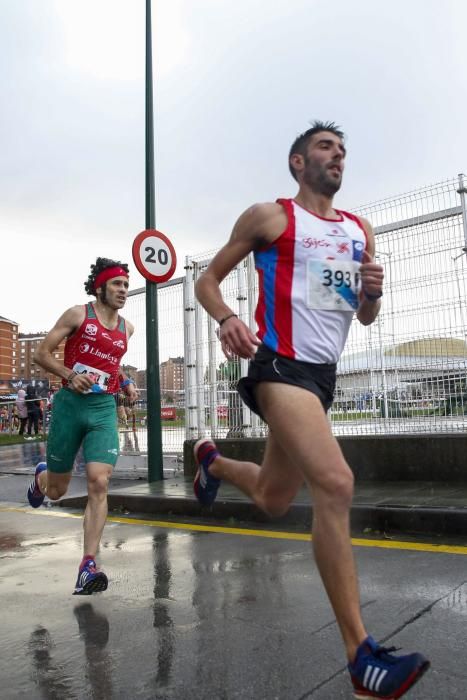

{"left": 84, "top": 257, "right": 129, "bottom": 297}
{"left": 289, "top": 120, "right": 345, "bottom": 181}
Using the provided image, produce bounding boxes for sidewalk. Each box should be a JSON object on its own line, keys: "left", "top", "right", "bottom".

{"left": 59, "top": 471, "right": 467, "bottom": 538}
{"left": 6, "top": 439, "right": 466, "bottom": 538}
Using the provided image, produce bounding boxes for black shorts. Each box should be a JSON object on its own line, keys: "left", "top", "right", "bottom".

{"left": 237, "top": 344, "right": 336, "bottom": 420}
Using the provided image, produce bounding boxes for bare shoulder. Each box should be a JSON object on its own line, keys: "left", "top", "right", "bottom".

{"left": 49, "top": 305, "right": 85, "bottom": 335}
{"left": 248, "top": 201, "right": 285, "bottom": 221}
{"left": 233, "top": 201, "right": 288, "bottom": 245}
{"left": 39, "top": 305, "right": 84, "bottom": 349}
{"left": 202, "top": 202, "right": 288, "bottom": 284}
{"left": 61, "top": 305, "right": 86, "bottom": 326}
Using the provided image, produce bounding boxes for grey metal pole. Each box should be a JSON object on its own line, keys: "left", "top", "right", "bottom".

{"left": 184, "top": 257, "right": 198, "bottom": 442}
{"left": 457, "top": 173, "right": 467, "bottom": 253}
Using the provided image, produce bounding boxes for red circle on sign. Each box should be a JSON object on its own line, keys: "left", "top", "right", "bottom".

{"left": 132, "top": 229, "right": 177, "bottom": 284}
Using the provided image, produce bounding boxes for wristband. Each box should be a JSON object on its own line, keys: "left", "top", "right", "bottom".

{"left": 219, "top": 313, "right": 237, "bottom": 326}
{"left": 120, "top": 378, "right": 135, "bottom": 388}
{"left": 67, "top": 371, "right": 77, "bottom": 384}
{"left": 364, "top": 291, "right": 383, "bottom": 302}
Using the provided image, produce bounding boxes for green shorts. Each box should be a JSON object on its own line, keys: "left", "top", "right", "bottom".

{"left": 46, "top": 388, "right": 119, "bottom": 473}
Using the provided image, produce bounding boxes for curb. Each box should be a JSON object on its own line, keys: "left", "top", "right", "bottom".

{"left": 58, "top": 493, "right": 467, "bottom": 538}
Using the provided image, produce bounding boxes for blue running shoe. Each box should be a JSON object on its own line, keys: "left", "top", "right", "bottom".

{"left": 193, "top": 438, "right": 221, "bottom": 507}
{"left": 27, "top": 462, "right": 47, "bottom": 508}
{"left": 73, "top": 559, "right": 108, "bottom": 595}
{"left": 348, "top": 636, "right": 430, "bottom": 699}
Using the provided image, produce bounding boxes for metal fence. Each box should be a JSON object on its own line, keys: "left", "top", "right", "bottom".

{"left": 124, "top": 278, "right": 185, "bottom": 455}
{"left": 122, "top": 174, "right": 467, "bottom": 454}
{"left": 337, "top": 174, "right": 467, "bottom": 434}
{"left": 0, "top": 396, "right": 51, "bottom": 438}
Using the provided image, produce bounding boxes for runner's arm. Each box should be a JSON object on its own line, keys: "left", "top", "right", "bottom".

{"left": 356, "top": 218, "right": 384, "bottom": 326}
{"left": 195, "top": 204, "right": 277, "bottom": 358}
{"left": 120, "top": 321, "right": 138, "bottom": 401}
{"left": 34, "top": 306, "right": 92, "bottom": 391}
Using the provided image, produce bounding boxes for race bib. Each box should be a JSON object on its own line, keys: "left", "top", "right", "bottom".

{"left": 73, "top": 362, "right": 110, "bottom": 394}
{"left": 306, "top": 259, "right": 361, "bottom": 311}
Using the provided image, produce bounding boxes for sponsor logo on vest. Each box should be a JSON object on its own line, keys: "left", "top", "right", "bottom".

{"left": 113, "top": 339, "right": 125, "bottom": 349}
{"left": 102, "top": 332, "right": 112, "bottom": 340}
{"left": 87, "top": 347, "right": 118, "bottom": 364}
{"left": 85, "top": 323, "right": 98, "bottom": 336}
{"left": 337, "top": 241, "right": 350, "bottom": 254}
{"left": 79, "top": 342, "right": 91, "bottom": 353}
{"left": 352, "top": 239, "right": 365, "bottom": 262}
{"left": 301, "top": 237, "right": 332, "bottom": 249}
{"left": 326, "top": 228, "right": 347, "bottom": 237}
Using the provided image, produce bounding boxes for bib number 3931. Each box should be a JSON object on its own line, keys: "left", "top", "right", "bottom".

{"left": 306, "top": 259, "right": 361, "bottom": 311}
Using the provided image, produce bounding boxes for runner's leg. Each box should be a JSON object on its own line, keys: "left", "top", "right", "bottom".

{"left": 209, "top": 431, "right": 304, "bottom": 517}
{"left": 254, "top": 381, "right": 367, "bottom": 661}
{"left": 38, "top": 469, "right": 73, "bottom": 500}
{"left": 83, "top": 462, "right": 112, "bottom": 558}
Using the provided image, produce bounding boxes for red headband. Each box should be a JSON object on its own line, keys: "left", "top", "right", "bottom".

{"left": 94, "top": 266, "right": 129, "bottom": 292}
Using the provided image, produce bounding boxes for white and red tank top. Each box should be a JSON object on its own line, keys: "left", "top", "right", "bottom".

{"left": 63, "top": 303, "right": 128, "bottom": 394}
{"left": 254, "top": 198, "right": 368, "bottom": 364}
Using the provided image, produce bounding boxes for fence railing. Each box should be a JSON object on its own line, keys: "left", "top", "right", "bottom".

{"left": 33, "top": 173, "right": 464, "bottom": 457}
{"left": 185, "top": 175, "right": 467, "bottom": 440}
{"left": 0, "top": 397, "right": 51, "bottom": 439}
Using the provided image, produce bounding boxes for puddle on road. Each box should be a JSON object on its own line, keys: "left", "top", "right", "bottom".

{"left": 0, "top": 534, "right": 23, "bottom": 551}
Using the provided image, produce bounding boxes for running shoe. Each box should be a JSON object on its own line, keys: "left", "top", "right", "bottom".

{"left": 193, "top": 438, "right": 221, "bottom": 507}
{"left": 27, "top": 462, "right": 47, "bottom": 508}
{"left": 73, "top": 559, "right": 108, "bottom": 595}
{"left": 348, "top": 635, "right": 430, "bottom": 699}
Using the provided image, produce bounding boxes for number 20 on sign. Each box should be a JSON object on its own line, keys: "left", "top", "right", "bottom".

{"left": 132, "top": 230, "right": 177, "bottom": 284}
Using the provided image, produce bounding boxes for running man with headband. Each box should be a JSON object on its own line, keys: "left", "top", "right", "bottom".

{"left": 193, "top": 122, "right": 430, "bottom": 698}
{"left": 27, "top": 257, "right": 138, "bottom": 595}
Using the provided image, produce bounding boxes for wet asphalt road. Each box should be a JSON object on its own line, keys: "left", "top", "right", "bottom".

{"left": 0, "top": 500, "right": 466, "bottom": 699}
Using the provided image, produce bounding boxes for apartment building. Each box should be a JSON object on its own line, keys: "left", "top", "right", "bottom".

{"left": 18, "top": 333, "right": 65, "bottom": 386}
{"left": 0, "top": 316, "right": 19, "bottom": 380}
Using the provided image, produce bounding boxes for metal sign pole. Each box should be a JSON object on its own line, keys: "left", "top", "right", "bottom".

{"left": 145, "top": 0, "right": 163, "bottom": 481}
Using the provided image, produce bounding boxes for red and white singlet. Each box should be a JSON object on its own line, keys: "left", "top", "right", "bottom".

{"left": 254, "top": 198, "right": 368, "bottom": 364}
{"left": 62, "top": 303, "right": 128, "bottom": 394}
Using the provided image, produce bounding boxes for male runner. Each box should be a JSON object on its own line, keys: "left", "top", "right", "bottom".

{"left": 193, "top": 122, "right": 429, "bottom": 698}
{"left": 27, "top": 257, "right": 138, "bottom": 595}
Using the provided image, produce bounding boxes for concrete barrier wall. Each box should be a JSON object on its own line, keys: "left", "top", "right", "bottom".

{"left": 4, "top": 434, "right": 465, "bottom": 482}
{"left": 184, "top": 434, "right": 467, "bottom": 481}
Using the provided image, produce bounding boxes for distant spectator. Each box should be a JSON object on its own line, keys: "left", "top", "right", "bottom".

{"left": 38, "top": 398, "right": 45, "bottom": 432}
{"left": 11, "top": 405, "right": 20, "bottom": 431}
{"left": 117, "top": 392, "right": 128, "bottom": 426}
{"left": 25, "top": 385, "right": 41, "bottom": 439}
{"left": 0, "top": 405, "right": 9, "bottom": 432}
{"left": 16, "top": 389, "right": 28, "bottom": 435}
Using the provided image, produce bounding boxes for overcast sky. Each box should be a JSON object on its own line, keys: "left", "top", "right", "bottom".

{"left": 2, "top": 0, "right": 467, "bottom": 334}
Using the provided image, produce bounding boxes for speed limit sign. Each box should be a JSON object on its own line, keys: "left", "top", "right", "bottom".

{"left": 132, "top": 229, "right": 177, "bottom": 284}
